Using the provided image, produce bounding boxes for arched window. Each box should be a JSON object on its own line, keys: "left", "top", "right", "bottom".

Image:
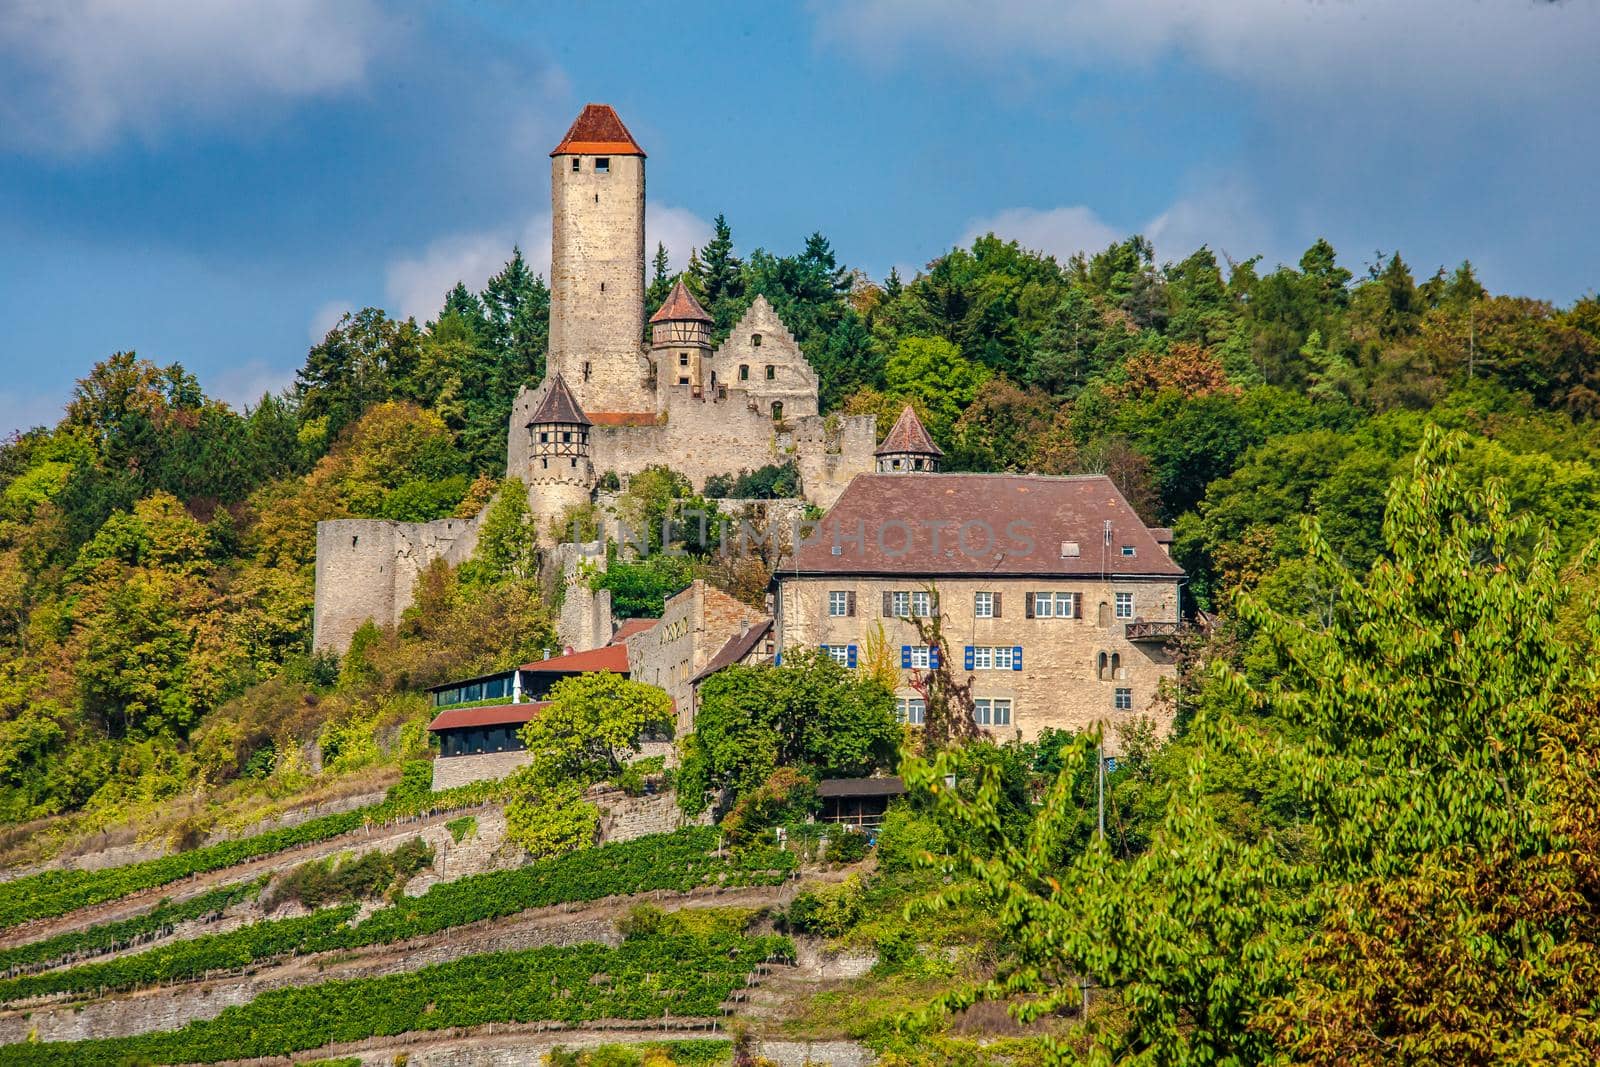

{"left": 1096, "top": 651, "right": 1108, "bottom": 681}
{"left": 752, "top": 333, "right": 763, "bottom": 347}
{"left": 771, "top": 401, "right": 784, "bottom": 421}
{"left": 765, "top": 365, "right": 776, "bottom": 380}
{"left": 1097, "top": 601, "right": 1111, "bottom": 627}
{"left": 1111, "top": 652, "right": 1122, "bottom": 680}
{"left": 739, "top": 365, "right": 750, "bottom": 381}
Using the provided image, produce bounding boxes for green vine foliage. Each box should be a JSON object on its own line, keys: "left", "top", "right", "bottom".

{"left": 0, "top": 828, "right": 793, "bottom": 1003}
{"left": 0, "top": 927, "right": 790, "bottom": 1066}
{"left": 0, "top": 767, "right": 508, "bottom": 932}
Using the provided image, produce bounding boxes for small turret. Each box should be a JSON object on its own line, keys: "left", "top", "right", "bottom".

{"left": 875, "top": 405, "right": 943, "bottom": 473}
{"left": 525, "top": 374, "right": 596, "bottom": 539}
{"left": 649, "top": 277, "right": 714, "bottom": 392}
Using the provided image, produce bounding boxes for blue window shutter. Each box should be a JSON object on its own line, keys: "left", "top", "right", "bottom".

{"left": 774, "top": 650, "right": 782, "bottom": 666}
{"left": 964, "top": 645, "right": 975, "bottom": 671}
{"left": 1013, "top": 646, "right": 1023, "bottom": 670}
{"left": 900, "top": 645, "right": 912, "bottom": 669}
{"left": 930, "top": 645, "right": 941, "bottom": 669}
{"left": 847, "top": 645, "right": 858, "bottom": 668}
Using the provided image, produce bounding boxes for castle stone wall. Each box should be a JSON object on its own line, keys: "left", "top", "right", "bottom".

{"left": 313, "top": 513, "right": 480, "bottom": 653}
{"left": 548, "top": 153, "right": 651, "bottom": 414}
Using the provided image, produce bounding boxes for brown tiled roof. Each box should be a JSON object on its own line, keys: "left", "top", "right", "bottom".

{"left": 610, "top": 618, "right": 660, "bottom": 643}
{"left": 817, "top": 776, "right": 906, "bottom": 798}
{"left": 550, "top": 104, "right": 645, "bottom": 157}
{"left": 588, "top": 412, "right": 658, "bottom": 427}
{"left": 527, "top": 374, "right": 591, "bottom": 427}
{"left": 519, "top": 643, "right": 631, "bottom": 674}
{"left": 649, "top": 278, "right": 713, "bottom": 324}
{"left": 788, "top": 473, "right": 1185, "bottom": 578}
{"left": 1149, "top": 527, "right": 1175, "bottom": 543}
{"left": 875, "top": 406, "right": 943, "bottom": 457}
{"left": 690, "top": 619, "right": 774, "bottom": 685}
{"left": 428, "top": 702, "right": 546, "bottom": 732}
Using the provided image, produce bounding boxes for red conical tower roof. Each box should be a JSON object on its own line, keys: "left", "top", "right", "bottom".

{"left": 875, "top": 405, "right": 943, "bottom": 458}
{"left": 527, "top": 374, "right": 591, "bottom": 427}
{"left": 649, "top": 277, "right": 713, "bottom": 324}
{"left": 550, "top": 103, "right": 646, "bottom": 157}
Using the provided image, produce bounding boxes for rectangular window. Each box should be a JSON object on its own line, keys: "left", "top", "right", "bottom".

{"left": 571, "top": 158, "right": 580, "bottom": 172}
{"left": 679, "top": 352, "right": 689, "bottom": 366}
{"left": 911, "top": 590, "right": 931, "bottom": 617}
{"left": 822, "top": 645, "right": 852, "bottom": 667}
{"left": 891, "top": 591, "right": 911, "bottom": 618}
{"left": 1121, "top": 545, "right": 1136, "bottom": 557}
{"left": 896, "top": 696, "right": 926, "bottom": 725}
{"left": 974, "top": 591, "right": 994, "bottom": 618}
{"left": 828, "top": 591, "right": 849, "bottom": 617}
{"left": 1054, "top": 592, "right": 1077, "bottom": 618}
{"left": 739, "top": 365, "right": 749, "bottom": 381}
{"left": 968, "top": 646, "right": 1016, "bottom": 670}
{"left": 1115, "top": 592, "right": 1134, "bottom": 620}
{"left": 1032, "top": 591, "right": 1054, "bottom": 618}
{"left": 901, "top": 645, "right": 935, "bottom": 669}
{"left": 1114, "top": 687, "right": 1133, "bottom": 711}
{"left": 972, "top": 646, "right": 992, "bottom": 670}
{"left": 765, "top": 365, "right": 776, "bottom": 380}
{"left": 974, "top": 698, "right": 1013, "bottom": 727}
{"left": 595, "top": 157, "right": 610, "bottom": 173}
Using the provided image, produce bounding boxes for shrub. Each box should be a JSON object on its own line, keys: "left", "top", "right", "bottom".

{"left": 263, "top": 837, "right": 433, "bottom": 911}
{"left": 721, "top": 768, "right": 816, "bottom": 844}
{"left": 826, "top": 830, "right": 870, "bottom": 864}
{"left": 445, "top": 815, "right": 476, "bottom": 843}
{"left": 784, "top": 876, "right": 866, "bottom": 938}
{"left": 505, "top": 779, "right": 600, "bottom": 859}
{"left": 873, "top": 804, "right": 946, "bottom": 874}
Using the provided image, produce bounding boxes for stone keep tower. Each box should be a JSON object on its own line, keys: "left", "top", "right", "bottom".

{"left": 524, "top": 374, "right": 596, "bottom": 537}
{"left": 548, "top": 103, "right": 650, "bottom": 414}
{"left": 649, "top": 277, "right": 715, "bottom": 396}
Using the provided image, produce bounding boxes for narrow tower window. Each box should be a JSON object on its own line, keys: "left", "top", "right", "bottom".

{"left": 572, "top": 158, "right": 580, "bottom": 172}
{"left": 595, "top": 157, "right": 610, "bottom": 173}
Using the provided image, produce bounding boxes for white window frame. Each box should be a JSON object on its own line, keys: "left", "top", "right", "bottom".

{"left": 911, "top": 590, "right": 932, "bottom": 617}
{"left": 908, "top": 645, "right": 932, "bottom": 669}
{"left": 896, "top": 696, "right": 926, "bottom": 725}
{"left": 974, "top": 697, "right": 1013, "bottom": 726}
{"left": 974, "top": 591, "right": 994, "bottom": 618}
{"left": 1114, "top": 687, "right": 1133, "bottom": 710}
{"left": 828, "top": 591, "right": 849, "bottom": 617}
{"left": 891, "top": 591, "right": 911, "bottom": 618}
{"left": 1115, "top": 592, "right": 1134, "bottom": 620}
{"left": 1054, "top": 592, "right": 1077, "bottom": 618}
{"left": 823, "top": 645, "right": 851, "bottom": 666}
{"left": 972, "top": 646, "right": 992, "bottom": 670}
{"left": 1032, "top": 591, "right": 1054, "bottom": 618}
{"left": 992, "top": 645, "right": 1015, "bottom": 670}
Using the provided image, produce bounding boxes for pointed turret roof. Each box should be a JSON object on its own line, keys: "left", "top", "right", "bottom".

{"left": 527, "top": 374, "right": 591, "bottom": 427}
{"left": 550, "top": 103, "right": 646, "bottom": 157}
{"left": 875, "top": 405, "right": 943, "bottom": 457}
{"left": 649, "top": 277, "right": 713, "bottom": 324}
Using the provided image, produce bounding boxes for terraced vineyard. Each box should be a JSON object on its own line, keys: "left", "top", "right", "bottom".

{"left": 0, "top": 827, "right": 794, "bottom": 1003}
{"left": 0, "top": 927, "right": 790, "bottom": 1066}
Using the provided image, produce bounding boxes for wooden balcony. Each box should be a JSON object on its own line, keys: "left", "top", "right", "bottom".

{"left": 1125, "top": 620, "right": 1183, "bottom": 642}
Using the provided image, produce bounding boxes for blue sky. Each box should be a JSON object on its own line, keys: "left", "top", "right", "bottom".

{"left": 2, "top": 0, "right": 1596, "bottom": 434}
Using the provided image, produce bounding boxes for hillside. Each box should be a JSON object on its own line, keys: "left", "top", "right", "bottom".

{"left": 5, "top": 227, "right": 1600, "bottom": 1063}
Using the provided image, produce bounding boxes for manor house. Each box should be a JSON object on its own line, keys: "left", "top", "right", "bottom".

{"left": 313, "top": 104, "right": 877, "bottom": 653}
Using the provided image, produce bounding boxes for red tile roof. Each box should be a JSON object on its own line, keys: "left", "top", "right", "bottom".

{"left": 550, "top": 104, "right": 645, "bottom": 158}
{"left": 875, "top": 406, "right": 943, "bottom": 458}
{"left": 789, "top": 473, "right": 1184, "bottom": 578}
{"left": 518, "top": 642, "right": 631, "bottom": 674}
{"left": 587, "top": 412, "right": 658, "bottom": 427}
{"left": 610, "top": 618, "right": 660, "bottom": 643}
{"left": 428, "top": 702, "right": 546, "bottom": 732}
{"left": 527, "top": 374, "right": 591, "bottom": 427}
{"left": 649, "top": 278, "right": 713, "bottom": 324}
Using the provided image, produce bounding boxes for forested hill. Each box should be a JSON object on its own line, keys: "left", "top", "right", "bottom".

{"left": 2, "top": 222, "right": 1598, "bottom": 848}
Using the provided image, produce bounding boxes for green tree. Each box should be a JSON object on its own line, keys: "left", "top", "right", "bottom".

{"left": 677, "top": 650, "right": 897, "bottom": 814}
{"left": 460, "top": 479, "right": 538, "bottom": 586}
{"left": 517, "top": 672, "right": 674, "bottom": 786}
{"left": 883, "top": 336, "right": 988, "bottom": 442}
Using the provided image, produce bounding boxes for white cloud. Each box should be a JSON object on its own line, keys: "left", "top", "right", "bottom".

{"left": 383, "top": 203, "right": 712, "bottom": 323}
{"left": 645, "top": 204, "right": 715, "bottom": 275}
{"left": 813, "top": 0, "right": 1600, "bottom": 111}
{"left": 960, "top": 205, "right": 1121, "bottom": 264}
{"left": 308, "top": 300, "right": 354, "bottom": 345}
{"left": 962, "top": 179, "right": 1271, "bottom": 267}
{"left": 0, "top": 0, "right": 389, "bottom": 153}
{"left": 207, "top": 359, "right": 297, "bottom": 412}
